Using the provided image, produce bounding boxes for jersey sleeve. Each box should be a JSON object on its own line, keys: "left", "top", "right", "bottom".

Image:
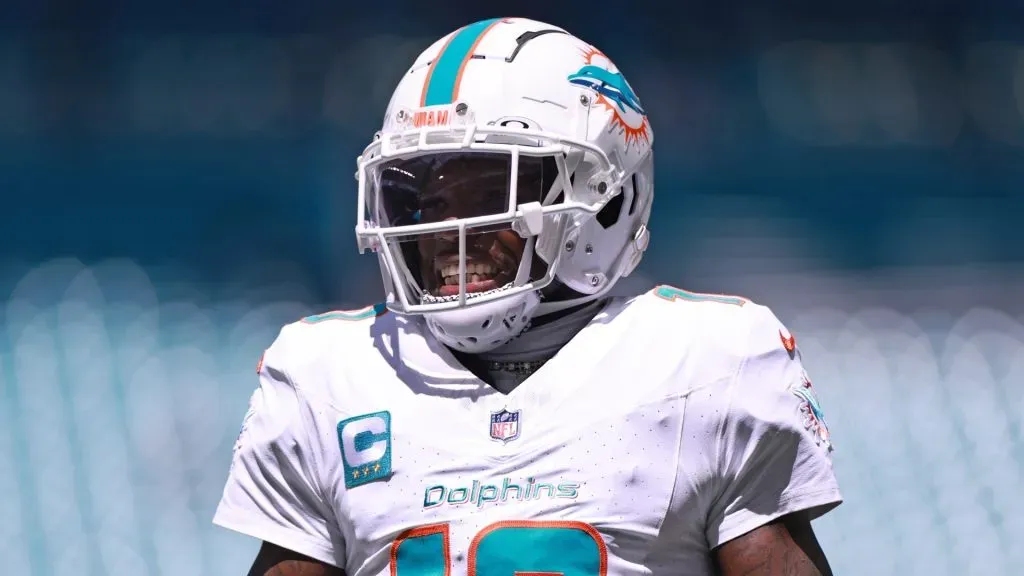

{"left": 704, "top": 304, "right": 842, "bottom": 549}
{"left": 212, "top": 328, "right": 345, "bottom": 567}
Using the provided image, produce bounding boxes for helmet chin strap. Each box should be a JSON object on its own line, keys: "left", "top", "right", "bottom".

{"left": 528, "top": 281, "right": 599, "bottom": 328}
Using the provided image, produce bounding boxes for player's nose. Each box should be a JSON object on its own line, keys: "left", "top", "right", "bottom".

{"left": 438, "top": 217, "right": 459, "bottom": 241}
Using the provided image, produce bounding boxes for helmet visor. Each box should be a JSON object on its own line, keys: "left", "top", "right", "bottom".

{"left": 366, "top": 151, "right": 556, "bottom": 300}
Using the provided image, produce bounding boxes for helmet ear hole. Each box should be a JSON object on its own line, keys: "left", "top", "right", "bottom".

{"left": 595, "top": 173, "right": 639, "bottom": 229}
{"left": 595, "top": 192, "right": 625, "bottom": 229}
{"left": 627, "top": 174, "right": 640, "bottom": 216}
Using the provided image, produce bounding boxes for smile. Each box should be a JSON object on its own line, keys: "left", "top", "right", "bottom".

{"left": 435, "top": 259, "right": 502, "bottom": 296}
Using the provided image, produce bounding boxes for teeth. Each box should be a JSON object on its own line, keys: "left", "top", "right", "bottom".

{"left": 439, "top": 262, "right": 497, "bottom": 281}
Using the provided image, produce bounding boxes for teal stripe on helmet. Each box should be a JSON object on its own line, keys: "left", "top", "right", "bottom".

{"left": 422, "top": 18, "right": 501, "bottom": 106}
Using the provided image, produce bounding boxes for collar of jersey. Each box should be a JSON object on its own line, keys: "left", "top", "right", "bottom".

{"left": 391, "top": 299, "right": 613, "bottom": 387}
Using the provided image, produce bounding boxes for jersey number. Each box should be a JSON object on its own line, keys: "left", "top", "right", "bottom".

{"left": 653, "top": 285, "right": 746, "bottom": 306}
{"left": 391, "top": 520, "right": 608, "bottom": 576}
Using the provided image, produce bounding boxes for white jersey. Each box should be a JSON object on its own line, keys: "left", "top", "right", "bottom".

{"left": 214, "top": 286, "right": 842, "bottom": 575}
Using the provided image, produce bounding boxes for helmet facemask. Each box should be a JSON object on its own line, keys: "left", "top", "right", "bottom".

{"left": 355, "top": 119, "right": 629, "bottom": 352}
{"left": 362, "top": 148, "right": 565, "bottom": 314}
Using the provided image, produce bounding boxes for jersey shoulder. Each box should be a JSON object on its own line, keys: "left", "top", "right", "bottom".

{"left": 261, "top": 302, "right": 395, "bottom": 380}
{"left": 602, "top": 285, "right": 795, "bottom": 388}
{"left": 618, "top": 284, "right": 787, "bottom": 353}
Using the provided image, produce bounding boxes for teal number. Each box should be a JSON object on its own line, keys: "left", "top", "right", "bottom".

{"left": 301, "top": 302, "right": 387, "bottom": 323}
{"left": 653, "top": 285, "right": 746, "bottom": 306}
{"left": 472, "top": 522, "right": 606, "bottom": 576}
{"left": 393, "top": 524, "right": 450, "bottom": 576}
{"left": 391, "top": 521, "right": 607, "bottom": 576}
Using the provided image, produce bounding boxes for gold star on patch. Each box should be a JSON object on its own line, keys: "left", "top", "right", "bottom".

{"left": 352, "top": 469, "right": 361, "bottom": 479}
{"left": 363, "top": 466, "right": 371, "bottom": 475}
{"left": 373, "top": 463, "right": 381, "bottom": 473}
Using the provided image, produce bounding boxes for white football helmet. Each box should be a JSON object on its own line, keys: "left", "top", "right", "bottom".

{"left": 355, "top": 17, "right": 654, "bottom": 353}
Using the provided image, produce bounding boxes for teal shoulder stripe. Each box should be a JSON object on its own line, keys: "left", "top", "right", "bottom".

{"left": 422, "top": 18, "right": 500, "bottom": 106}
{"left": 653, "top": 285, "right": 747, "bottom": 307}
{"left": 302, "top": 302, "right": 387, "bottom": 323}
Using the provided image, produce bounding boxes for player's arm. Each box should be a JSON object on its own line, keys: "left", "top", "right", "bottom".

{"left": 704, "top": 304, "right": 842, "bottom": 576}
{"left": 713, "top": 511, "right": 832, "bottom": 575}
{"left": 248, "top": 542, "right": 345, "bottom": 576}
{"left": 213, "top": 327, "right": 347, "bottom": 572}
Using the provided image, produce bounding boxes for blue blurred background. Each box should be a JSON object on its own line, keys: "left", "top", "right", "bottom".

{"left": 1, "top": 1, "right": 1022, "bottom": 574}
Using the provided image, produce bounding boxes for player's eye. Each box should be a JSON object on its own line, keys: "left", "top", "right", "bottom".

{"left": 419, "top": 197, "right": 449, "bottom": 216}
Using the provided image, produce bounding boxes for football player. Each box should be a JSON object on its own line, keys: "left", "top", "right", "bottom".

{"left": 214, "top": 17, "right": 842, "bottom": 576}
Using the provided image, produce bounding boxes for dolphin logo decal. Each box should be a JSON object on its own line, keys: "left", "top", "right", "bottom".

{"left": 567, "top": 65, "right": 646, "bottom": 116}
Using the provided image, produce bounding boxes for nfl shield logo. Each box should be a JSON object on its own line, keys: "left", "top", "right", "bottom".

{"left": 490, "top": 408, "right": 521, "bottom": 443}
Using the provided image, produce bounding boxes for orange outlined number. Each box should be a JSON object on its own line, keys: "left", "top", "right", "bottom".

{"left": 255, "top": 351, "right": 265, "bottom": 374}
{"left": 392, "top": 520, "right": 607, "bottom": 576}
{"left": 653, "top": 285, "right": 747, "bottom": 306}
{"left": 391, "top": 523, "right": 451, "bottom": 576}
{"left": 779, "top": 329, "right": 797, "bottom": 356}
{"left": 301, "top": 302, "right": 388, "bottom": 324}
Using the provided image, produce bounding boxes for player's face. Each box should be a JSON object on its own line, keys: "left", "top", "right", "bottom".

{"left": 375, "top": 152, "right": 551, "bottom": 298}
{"left": 415, "top": 156, "right": 539, "bottom": 297}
